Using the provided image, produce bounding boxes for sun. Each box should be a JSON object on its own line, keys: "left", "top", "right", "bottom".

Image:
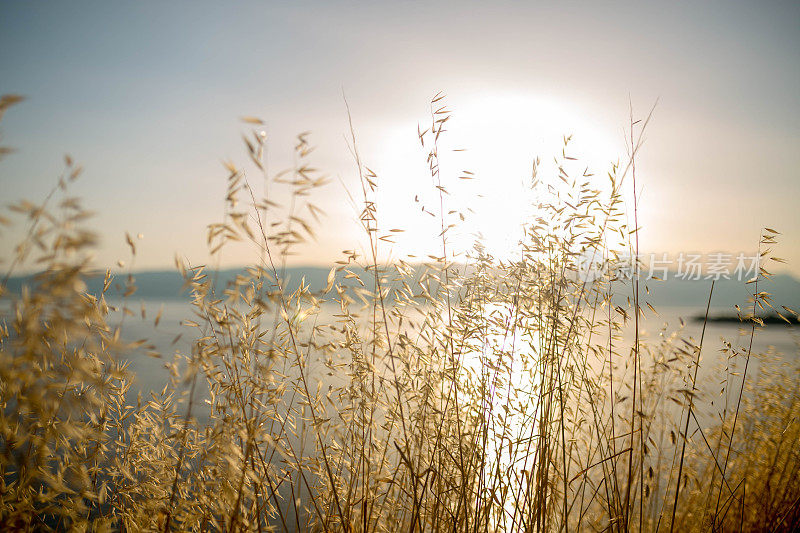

{"left": 365, "top": 92, "right": 624, "bottom": 264}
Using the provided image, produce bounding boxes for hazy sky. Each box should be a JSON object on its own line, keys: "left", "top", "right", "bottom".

{"left": 1, "top": 1, "right": 798, "bottom": 274}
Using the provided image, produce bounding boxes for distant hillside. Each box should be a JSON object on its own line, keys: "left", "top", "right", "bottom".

{"left": 3, "top": 266, "right": 347, "bottom": 301}
{"left": 610, "top": 272, "right": 800, "bottom": 312}
{"left": 1, "top": 265, "right": 442, "bottom": 302}
{"left": 4, "top": 266, "right": 799, "bottom": 313}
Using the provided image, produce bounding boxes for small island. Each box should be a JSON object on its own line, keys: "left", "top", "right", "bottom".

{"left": 693, "top": 313, "right": 799, "bottom": 325}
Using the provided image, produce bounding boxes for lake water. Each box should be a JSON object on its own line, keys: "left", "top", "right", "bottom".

{"left": 111, "top": 298, "right": 799, "bottom": 415}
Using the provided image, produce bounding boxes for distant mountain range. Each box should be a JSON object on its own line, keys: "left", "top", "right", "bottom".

{"left": 613, "top": 272, "right": 800, "bottom": 313}
{"left": 4, "top": 266, "right": 800, "bottom": 315}
{"left": 2, "top": 266, "right": 355, "bottom": 301}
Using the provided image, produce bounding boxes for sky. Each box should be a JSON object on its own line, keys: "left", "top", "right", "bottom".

{"left": 1, "top": 1, "right": 798, "bottom": 276}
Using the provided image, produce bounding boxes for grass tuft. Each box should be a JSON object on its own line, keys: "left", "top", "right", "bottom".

{"left": 2, "top": 94, "right": 799, "bottom": 531}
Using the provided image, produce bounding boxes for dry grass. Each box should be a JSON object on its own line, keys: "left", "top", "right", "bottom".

{"left": 1, "top": 93, "right": 799, "bottom": 531}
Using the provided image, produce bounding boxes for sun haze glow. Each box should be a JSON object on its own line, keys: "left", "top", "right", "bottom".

{"left": 367, "top": 92, "right": 625, "bottom": 263}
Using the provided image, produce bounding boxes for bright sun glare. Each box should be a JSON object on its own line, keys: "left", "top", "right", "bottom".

{"left": 370, "top": 92, "right": 624, "bottom": 263}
